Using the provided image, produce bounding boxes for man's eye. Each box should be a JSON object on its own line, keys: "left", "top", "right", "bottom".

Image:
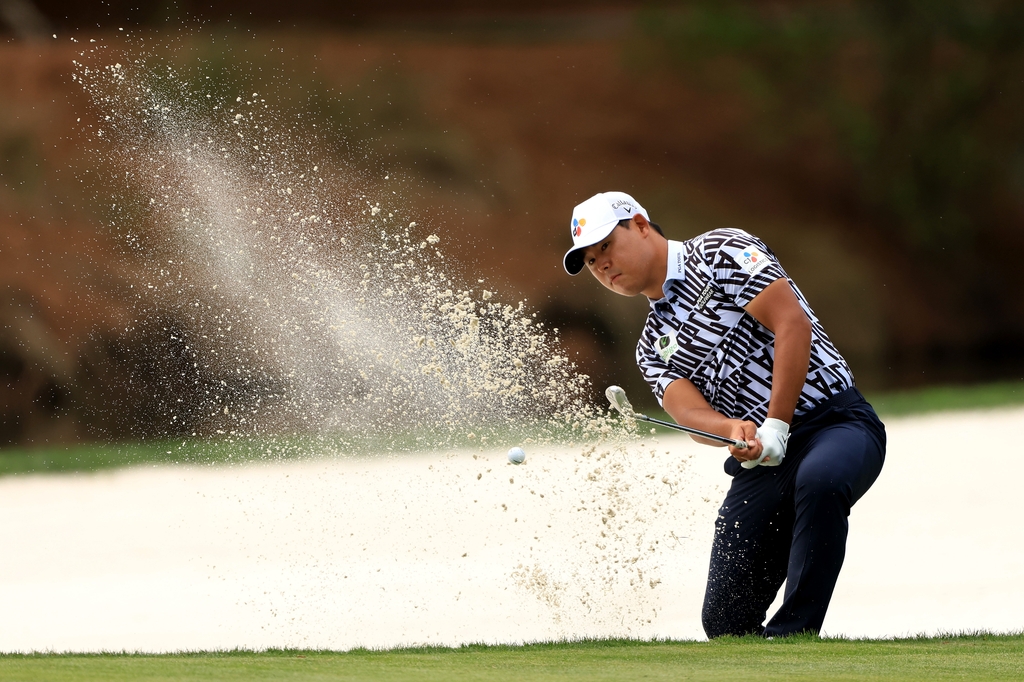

{"left": 601, "top": 242, "right": 608, "bottom": 250}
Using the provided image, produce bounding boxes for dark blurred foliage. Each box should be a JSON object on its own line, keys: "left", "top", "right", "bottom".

{"left": 640, "top": 0, "right": 1024, "bottom": 251}
{"left": 3, "top": 2, "right": 1024, "bottom": 448}
{"left": 638, "top": 0, "right": 1024, "bottom": 367}
{"left": 20, "top": 0, "right": 635, "bottom": 30}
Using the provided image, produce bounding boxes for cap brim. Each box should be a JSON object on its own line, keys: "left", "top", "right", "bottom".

{"left": 562, "top": 221, "right": 617, "bottom": 276}
{"left": 563, "top": 248, "right": 586, "bottom": 275}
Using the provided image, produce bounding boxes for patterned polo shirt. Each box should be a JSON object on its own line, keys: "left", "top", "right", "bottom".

{"left": 636, "top": 228, "right": 854, "bottom": 424}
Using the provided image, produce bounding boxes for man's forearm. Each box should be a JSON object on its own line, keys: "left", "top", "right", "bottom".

{"left": 766, "top": 317, "right": 812, "bottom": 423}
{"left": 663, "top": 378, "right": 744, "bottom": 447}
{"left": 670, "top": 406, "right": 740, "bottom": 447}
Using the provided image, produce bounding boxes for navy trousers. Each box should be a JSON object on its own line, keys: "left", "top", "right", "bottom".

{"left": 701, "top": 388, "right": 886, "bottom": 638}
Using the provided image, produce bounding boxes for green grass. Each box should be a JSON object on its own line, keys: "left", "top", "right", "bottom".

{"left": 865, "top": 380, "right": 1024, "bottom": 417}
{"left": 0, "top": 437, "right": 289, "bottom": 478}
{"left": 0, "top": 421, "right": 546, "bottom": 477}
{"left": 2, "top": 380, "right": 1022, "bottom": 478}
{"left": 1, "top": 634, "right": 1021, "bottom": 681}
{"left": 640, "top": 379, "right": 1024, "bottom": 424}
{"left": 0, "top": 418, "right": 577, "bottom": 478}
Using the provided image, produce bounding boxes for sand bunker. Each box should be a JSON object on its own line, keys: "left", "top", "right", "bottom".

{"left": 9, "top": 39, "right": 1014, "bottom": 654}
{"left": 0, "top": 406, "right": 1021, "bottom": 652}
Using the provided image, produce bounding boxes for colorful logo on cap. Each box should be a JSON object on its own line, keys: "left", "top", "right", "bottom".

{"left": 572, "top": 217, "right": 586, "bottom": 237}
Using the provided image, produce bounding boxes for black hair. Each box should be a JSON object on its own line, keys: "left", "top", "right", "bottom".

{"left": 617, "top": 218, "right": 664, "bottom": 236}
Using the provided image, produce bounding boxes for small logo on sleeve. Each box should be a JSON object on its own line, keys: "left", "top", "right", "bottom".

{"left": 656, "top": 334, "right": 680, "bottom": 363}
{"left": 732, "top": 248, "right": 771, "bottom": 276}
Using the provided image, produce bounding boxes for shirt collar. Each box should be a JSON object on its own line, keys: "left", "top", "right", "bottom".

{"left": 666, "top": 239, "right": 686, "bottom": 282}
{"left": 650, "top": 240, "right": 686, "bottom": 304}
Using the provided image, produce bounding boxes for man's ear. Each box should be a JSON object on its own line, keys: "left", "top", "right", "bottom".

{"left": 633, "top": 213, "right": 651, "bottom": 235}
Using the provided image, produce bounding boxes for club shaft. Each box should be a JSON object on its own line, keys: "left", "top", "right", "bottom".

{"left": 635, "top": 413, "right": 747, "bottom": 448}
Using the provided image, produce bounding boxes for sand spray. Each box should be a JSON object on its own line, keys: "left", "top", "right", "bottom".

{"left": 68, "top": 38, "right": 721, "bottom": 644}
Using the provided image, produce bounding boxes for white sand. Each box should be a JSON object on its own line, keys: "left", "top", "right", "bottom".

{"left": 0, "top": 408, "right": 1021, "bottom": 652}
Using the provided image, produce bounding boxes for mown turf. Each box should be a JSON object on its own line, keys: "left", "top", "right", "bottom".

{"left": 0, "top": 437, "right": 307, "bottom": 477}
{"left": 639, "top": 380, "right": 1024, "bottom": 431}
{"left": 1, "top": 634, "right": 1021, "bottom": 681}
{"left": 865, "top": 380, "right": 1024, "bottom": 417}
{"left": 2, "top": 380, "right": 1022, "bottom": 478}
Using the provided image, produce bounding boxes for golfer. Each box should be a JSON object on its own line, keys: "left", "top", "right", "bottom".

{"left": 563, "top": 191, "right": 885, "bottom": 638}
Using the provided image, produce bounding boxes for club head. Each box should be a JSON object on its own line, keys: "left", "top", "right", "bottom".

{"left": 605, "top": 385, "right": 634, "bottom": 417}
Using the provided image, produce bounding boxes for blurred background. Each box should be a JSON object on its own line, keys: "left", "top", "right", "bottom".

{"left": 2, "top": 0, "right": 1023, "bottom": 448}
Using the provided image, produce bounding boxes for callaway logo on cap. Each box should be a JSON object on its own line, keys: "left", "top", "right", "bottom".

{"left": 563, "top": 191, "right": 650, "bottom": 275}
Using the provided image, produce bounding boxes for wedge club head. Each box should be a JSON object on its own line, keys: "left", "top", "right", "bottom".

{"left": 605, "top": 385, "right": 634, "bottom": 417}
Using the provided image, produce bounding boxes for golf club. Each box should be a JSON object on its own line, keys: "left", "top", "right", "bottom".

{"left": 605, "top": 385, "right": 748, "bottom": 449}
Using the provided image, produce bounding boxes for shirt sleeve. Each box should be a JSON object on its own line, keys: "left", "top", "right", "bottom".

{"left": 701, "top": 229, "right": 787, "bottom": 308}
{"left": 636, "top": 335, "right": 685, "bottom": 406}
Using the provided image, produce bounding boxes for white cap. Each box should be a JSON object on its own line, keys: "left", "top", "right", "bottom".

{"left": 563, "top": 191, "right": 650, "bottom": 275}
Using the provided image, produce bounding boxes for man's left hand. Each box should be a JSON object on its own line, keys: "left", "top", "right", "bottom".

{"left": 753, "top": 418, "right": 790, "bottom": 466}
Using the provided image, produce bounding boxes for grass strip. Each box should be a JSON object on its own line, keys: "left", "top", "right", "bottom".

{"left": 640, "top": 379, "right": 1024, "bottom": 424}
{"left": 0, "top": 438, "right": 271, "bottom": 478}
{"left": 2, "top": 380, "right": 1023, "bottom": 478}
{"left": 0, "top": 425, "right": 557, "bottom": 478}
{"left": 865, "top": 380, "right": 1024, "bottom": 417}
{"left": 0, "top": 633, "right": 1021, "bottom": 681}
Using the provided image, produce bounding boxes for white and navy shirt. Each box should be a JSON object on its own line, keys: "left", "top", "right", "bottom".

{"left": 637, "top": 228, "right": 854, "bottom": 424}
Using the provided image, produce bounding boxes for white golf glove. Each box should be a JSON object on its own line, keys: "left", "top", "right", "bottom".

{"left": 740, "top": 417, "right": 790, "bottom": 468}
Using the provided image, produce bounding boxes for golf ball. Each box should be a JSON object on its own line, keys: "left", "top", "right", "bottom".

{"left": 507, "top": 446, "right": 525, "bottom": 465}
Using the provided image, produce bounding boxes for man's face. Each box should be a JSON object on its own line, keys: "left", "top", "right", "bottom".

{"left": 582, "top": 220, "right": 654, "bottom": 297}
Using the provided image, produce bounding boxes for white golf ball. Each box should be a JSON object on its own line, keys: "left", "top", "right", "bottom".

{"left": 507, "top": 446, "right": 525, "bottom": 465}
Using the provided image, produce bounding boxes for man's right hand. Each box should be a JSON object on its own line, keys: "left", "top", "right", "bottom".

{"left": 729, "top": 420, "right": 762, "bottom": 466}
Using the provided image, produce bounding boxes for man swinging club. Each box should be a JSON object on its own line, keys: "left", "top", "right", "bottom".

{"left": 563, "top": 191, "right": 885, "bottom": 637}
